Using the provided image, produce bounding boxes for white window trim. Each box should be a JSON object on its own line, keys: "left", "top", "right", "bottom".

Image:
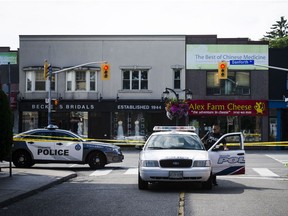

{"left": 66, "top": 70, "right": 98, "bottom": 92}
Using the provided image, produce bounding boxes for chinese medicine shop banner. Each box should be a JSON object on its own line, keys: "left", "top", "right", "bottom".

{"left": 186, "top": 44, "right": 268, "bottom": 70}
{"left": 187, "top": 100, "right": 268, "bottom": 116}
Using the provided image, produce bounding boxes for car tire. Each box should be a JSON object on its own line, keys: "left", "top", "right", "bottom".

{"left": 202, "top": 173, "right": 213, "bottom": 190}
{"left": 88, "top": 151, "right": 106, "bottom": 169}
{"left": 12, "top": 150, "right": 34, "bottom": 168}
{"left": 138, "top": 173, "right": 148, "bottom": 190}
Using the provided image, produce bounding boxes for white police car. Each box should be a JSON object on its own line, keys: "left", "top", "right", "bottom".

{"left": 138, "top": 126, "right": 245, "bottom": 190}
{"left": 11, "top": 125, "right": 124, "bottom": 169}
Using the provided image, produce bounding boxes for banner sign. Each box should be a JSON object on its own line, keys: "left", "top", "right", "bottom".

{"left": 0, "top": 52, "right": 17, "bottom": 65}
{"left": 186, "top": 44, "right": 268, "bottom": 70}
{"left": 187, "top": 100, "right": 267, "bottom": 116}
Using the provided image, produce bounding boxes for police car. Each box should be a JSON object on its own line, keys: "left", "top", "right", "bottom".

{"left": 11, "top": 125, "right": 124, "bottom": 169}
{"left": 138, "top": 126, "right": 245, "bottom": 190}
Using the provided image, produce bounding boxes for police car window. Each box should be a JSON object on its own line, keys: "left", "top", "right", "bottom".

{"left": 52, "top": 132, "right": 80, "bottom": 141}
{"left": 29, "top": 131, "right": 53, "bottom": 140}
{"left": 146, "top": 134, "right": 205, "bottom": 150}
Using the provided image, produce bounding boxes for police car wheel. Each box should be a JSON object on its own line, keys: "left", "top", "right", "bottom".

{"left": 202, "top": 173, "right": 213, "bottom": 190}
{"left": 88, "top": 151, "right": 106, "bottom": 169}
{"left": 138, "top": 173, "right": 148, "bottom": 190}
{"left": 12, "top": 150, "right": 34, "bottom": 168}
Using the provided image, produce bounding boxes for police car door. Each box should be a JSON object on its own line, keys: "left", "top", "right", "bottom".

{"left": 208, "top": 132, "right": 245, "bottom": 176}
{"left": 51, "top": 131, "right": 83, "bottom": 162}
{"left": 24, "top": 131, "right": 56, "bottom": 161}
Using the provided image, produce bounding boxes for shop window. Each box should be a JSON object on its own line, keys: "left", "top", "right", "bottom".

{"left": 22, "top": 112, "right": 38, "bottom": 131}
{"left": 174, "top": 69, "right": 181, "bottom": 89}
{"left": 207, "top": 71, "right": 250, "bottom": 96}
{"left": 113, "top": 112, "right": 146, "bottom": 140}
{"left": 66, "top": 70, "right": 97, "bottom": 91}
{"left": 122, "top": 69, "right": 149, "bottom": 90}
{"left": 26, "top": 70, "right": 55, "bottom": 92}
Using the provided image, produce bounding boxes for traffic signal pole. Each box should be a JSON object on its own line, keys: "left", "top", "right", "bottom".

{"left": 44, "top": 61, "right": 107, "bottom": 127}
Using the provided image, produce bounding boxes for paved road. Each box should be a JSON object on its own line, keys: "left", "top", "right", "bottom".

{"left": 0, "top": 150, "right": 287, "bottom": 216}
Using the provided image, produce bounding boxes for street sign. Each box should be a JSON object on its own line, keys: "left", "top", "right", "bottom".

{"left": 230, "top": 60, "right": 254, "bottom": 65}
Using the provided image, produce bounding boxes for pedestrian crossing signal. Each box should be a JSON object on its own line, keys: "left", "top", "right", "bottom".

{"left": 218, "top": 61, "right": 228, "bottom": 79}
{"left": 101, "top": 63, "right": 110, "bottom": 80}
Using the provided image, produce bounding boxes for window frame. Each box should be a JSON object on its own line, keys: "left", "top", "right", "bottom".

{"left": 66, "top": 70, "right": 98, "bottom": 92}
{"left": 25, "top": 70, "right": 56, "bottom": 92}
{"left": 206, "top": 71, "right": 251, "bottom": 96}
{"left": 121, "top": 67, "right": 150, "bottom": 90}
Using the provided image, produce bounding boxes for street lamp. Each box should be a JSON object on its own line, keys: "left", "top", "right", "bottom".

{"left": 163, "top": 87, "right": 193, "bottom": 126}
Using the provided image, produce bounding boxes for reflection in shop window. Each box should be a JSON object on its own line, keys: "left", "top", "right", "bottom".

{"left": 22, "top": 112, "right": 38, "bottom": 131}
{"left": 207, "top": 71, "right": 250, "bottom": 96}
{"left": 70, "top": 112, "right": 88, "bottom": 137}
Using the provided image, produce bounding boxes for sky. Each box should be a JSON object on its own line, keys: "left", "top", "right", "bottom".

{"left": 1, "top": 0, "right": 287, "bottom": 50}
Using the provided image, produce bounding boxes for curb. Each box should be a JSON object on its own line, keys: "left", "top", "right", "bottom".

{"left": 0, "top": 172, "right": 77, "bottom": 208}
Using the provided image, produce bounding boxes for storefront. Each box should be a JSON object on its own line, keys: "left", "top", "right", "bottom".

{"left": 18, "top": 99, "right": 166, "bottom": 140}
{"left": 268, "top": 100, "right": 288, "bottom": 141}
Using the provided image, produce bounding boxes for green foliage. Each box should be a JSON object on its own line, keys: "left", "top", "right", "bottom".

{"left": 0, "top": 89, "right": 13, "bottom": 161}
{"left": 268, "top": 36, "right": 288, "bottom": 48}
{"left": 264, "top": 16, "right": 288, "bottom": 39}
{"left": 262, "top": 16, "right": 288, "bottom": 48}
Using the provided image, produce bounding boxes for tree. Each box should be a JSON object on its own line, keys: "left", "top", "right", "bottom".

{"left": 0, "top": 89, "right": 13, "bottom": 161}
{"left": 264, "top": 16, "right": 288, "bottom": 39}
{"left": 262, "top": 16, "right": 288, "bottom": 48}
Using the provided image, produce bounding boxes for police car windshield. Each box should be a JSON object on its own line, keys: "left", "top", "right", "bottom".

{"left": 145, "top": 134, "right": 205, "bottom": 150}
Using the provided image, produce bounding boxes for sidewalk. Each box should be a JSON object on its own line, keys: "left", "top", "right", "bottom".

{"left": 0, "top": 164, "right": 77, "bottom": 208}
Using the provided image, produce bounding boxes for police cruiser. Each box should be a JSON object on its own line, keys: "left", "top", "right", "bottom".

{"left": 138, "top": 126, "right": 245, "bottom": 190}
{"left": 10, "top": 125, "right": 124, "bottom": 169}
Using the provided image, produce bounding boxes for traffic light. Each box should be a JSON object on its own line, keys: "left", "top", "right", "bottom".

{"left": 44, "top": 60, "right": 51, "bottom": 80}
{"left": 53, "top": 99, "right": 59, "bottom": 109}
{"left": 218, "top": 61, "right": 228, "bottom": 79}
{"left": 101, "top": 63, "right": 110, "bottom": 80}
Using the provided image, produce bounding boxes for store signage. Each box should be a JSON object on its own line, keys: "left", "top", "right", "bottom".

{"left": 230, "top": 60, "right": 254, "bottom": 65}
{"left": 0, "top": 52, "right": 17, "bottom": 65}
{"left": 116, "top": 104, "right": 163, "bottom": 111}
{"left": 187, "top": 100, "right": 267, "bottom": 116}
{"left": 186, "top": 44, "right": 268, "bottom": 70}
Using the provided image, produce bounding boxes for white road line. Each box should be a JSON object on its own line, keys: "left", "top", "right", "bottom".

{"left": 89, "top": 169, "right": 113, "bottom": 176}
{"left": 266, "top": 154, "right": 288, "bottom": 165}
{"left": 253, "top": 168, "right": 279, "bottom": 177}
{"left": 124, "top": 168, "right": 138, "bottom": 175}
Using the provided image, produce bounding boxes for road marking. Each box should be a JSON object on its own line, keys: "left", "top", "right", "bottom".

{"left": 124, "top": 168, "right": 138, "bottom": 175}
{"left": 89, "top": 169, "right": 113, "bottom": 176}
{"left": 178, "top": 192, "right": 185, "bottom": 216}
{"left": 266, "top": 154, "right": 288, "bottom": 165}
{"left": 252, "top": 168, "right": 279, "bottom": 177}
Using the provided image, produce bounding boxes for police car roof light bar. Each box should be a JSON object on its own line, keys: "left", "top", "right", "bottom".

{"left": 153, "top": 126, "right": 196, "bottom": 132}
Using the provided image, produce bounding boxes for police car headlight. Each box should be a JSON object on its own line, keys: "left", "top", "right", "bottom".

{"left": 193, "top": 160, "right": 211, "bottom": 167}
{"left": 107, "top": 147, "right": 121, "bottom": 154}
{"left": 141, "top": 160, "right": 159, "bottom": 167}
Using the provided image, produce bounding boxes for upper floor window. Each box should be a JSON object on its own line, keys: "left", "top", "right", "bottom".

{"left": 207, "top": 71, "right": 250, "bottom": 95}
{"left": 26, "top": 70, "right": 55, "bottom": 92}
{"left": 174, "top": 69, "right": 181, "bottom": 89}
{"left": 66, "top": 70, "right": 97, "bottom": 91}
{"left": 122, "top": 69, "right": 148, "bottom": 90}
